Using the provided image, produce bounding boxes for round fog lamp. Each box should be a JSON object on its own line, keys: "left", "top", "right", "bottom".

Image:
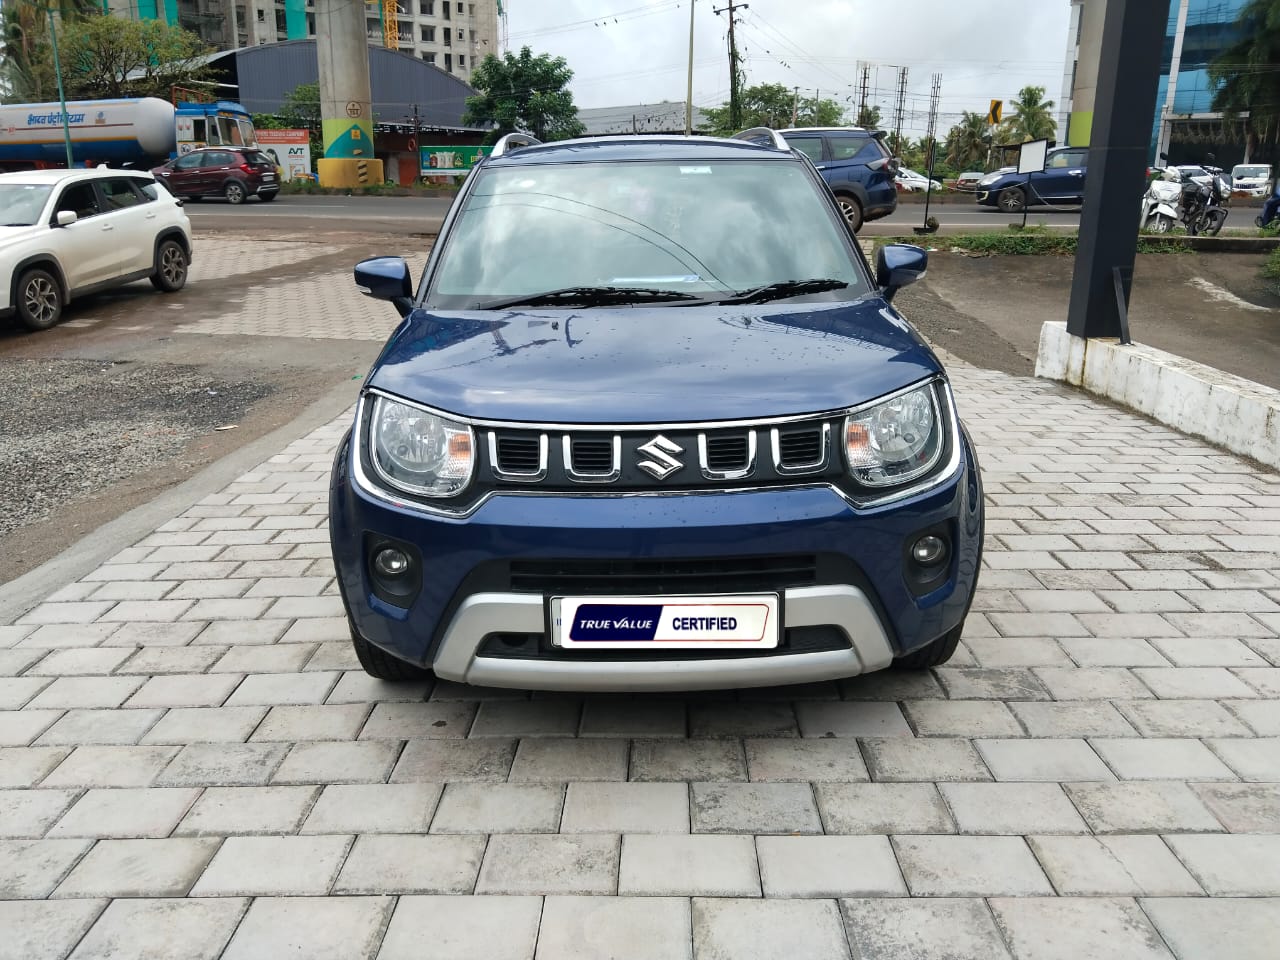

{"left": 373, "top": 547, "right": 411, "bottom": 577}
{"left": 911, "top": 535, "right": 947, "bottom": 565}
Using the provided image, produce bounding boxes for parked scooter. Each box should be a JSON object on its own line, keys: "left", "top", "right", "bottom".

{"left": 1140, "top": 172, "right": 1183, "bottom": 233}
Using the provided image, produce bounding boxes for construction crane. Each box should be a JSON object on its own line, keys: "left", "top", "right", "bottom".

{"left": 364, "top": 0, "right": 400, "bottom": 50}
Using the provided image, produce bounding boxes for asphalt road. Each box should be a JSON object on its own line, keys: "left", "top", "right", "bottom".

{"left": 185, "top": 193, "right": 1084, "bottom": 236}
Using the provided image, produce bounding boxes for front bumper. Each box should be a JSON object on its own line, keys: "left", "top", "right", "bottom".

{"left": 330, "top": 426, "right": 983, "bottom": 692}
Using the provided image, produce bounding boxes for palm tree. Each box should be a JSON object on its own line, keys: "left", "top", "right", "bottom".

{"left": 945, "top": 111, "right": 991, "bottom": 170}
{"left": 1210, "top": 0, "right": 1280, "bottom": 162}
{"left": 2, "top": 0, "right": 102, "bottom": 103}
{"left": 1005, "top": 85, "right": 1056, "bottom": 143}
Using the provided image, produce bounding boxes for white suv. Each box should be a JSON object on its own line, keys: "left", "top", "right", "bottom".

{"left": 0, "top": 167, "right": 192, "bottom": 332}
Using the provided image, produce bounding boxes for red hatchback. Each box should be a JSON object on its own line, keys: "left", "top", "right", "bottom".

{"left": 153, "top": 147, "right": 280, "bottom": 204}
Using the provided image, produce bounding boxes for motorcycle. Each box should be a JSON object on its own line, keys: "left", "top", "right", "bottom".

{"left": 1150, "top": 152, "right": 1230, "bottom": 236}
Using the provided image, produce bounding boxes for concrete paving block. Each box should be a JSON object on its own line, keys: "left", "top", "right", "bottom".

{"left": 537, "top": 896, "right": 692, "bottom": 960}
{"left": 691, "top": 781, "right": 821, "bottom": 834}
{"left": 578, "top": 699, "right": 687, "bottom": 738}
{"left": 219, "top": 896, "right": 392, "bottom": 960}
{"left": 390, "top": 739, "right": 515, "bottom": 782}
{"left": 630, "top": 739, "right": 746, "bottom": 781}
{"left": 794, "top": 700, "right": 912, "bottom": 738}
{"left": 840, "top": 898, "right": 1012, "bottom": 960}
{"left": 1090, "top": 738, "right": 1237, "bottom": 780}
{"left": 117, "top": 646, "right": 227, "bottom": 675}
{"left": 560, "top": 782, "right": 688, "bottom": 834}
{"left": 224, "top": 672, "right": 338, "bottom": 706}
{"left": 25, "top": 647, "right": 132, "bottom": 676}
{"left": 476, "top": 834, "right": 619, "bottom": 895}
{"left": 27, "top": 676, "right": 145, "bottom": 710}
{"left": 964, "top": 636, "right": 1075, "bottom": 668}
{"left": 470, "top": 699, "right": 581, "bottom": 738}
{"left": 377, "top": 896, "right": 542, "bottom": 960}
{"left": 692, "top": 898, "right": 850, "bottom": 960}
{"left": 430, "top": 782, "right": 563, "bottom": 834}
{"left": 893, "top": 836, "right": 1054, "bottom": 896}
{"left": 0, "top": 677, "right": 51, "bottom": 710}
{"left": 53, "top": 838, "right": 221, "bottom": 898}
{"left": 18, "top": 623, "right": 118, "bottom": 648}
{"left": 324, "top": 671, "right": 432, "bottom": 704}
{"left": 508, "top": 738, "right": 629, "bottom": 782}
{"left": 271, "top": 740, "right": 401, "bottom": 784}
{"left": 1226, "top": 700, "right": 1280, "bottom": 736}
{"left": 211, "top": 644, "right": 317, "bottom": 675}
{"left": 838, "top": 668, "right": 947, "bottom": 700}
{"left": 157, "top": 742, "right": 289, "bottom": 787}
{"left": 1150, "top": 637, "right": 1269, "bottom": 667}
{"left": 175, "top": 786, "right": 320, "bottom": 836}
{"left": 861, "top": 737, "right": 992, "bottom": 782}
{"left": 688, "top": 701, "right": 798, "bottom": 738}
{"left": 67, "top": 898, "right": 248, "bottom": 960}
{"left": 1205, "top": 737, "right": 1280, "bottom": 781}
{"left": 0, "top": 747, "right": 69, "bottom": 787}
{"left": 1057, "top": 637, "right": 1171, "bottom": 667}
{"left": 1008, "top": 701, "right": 1138, "bottom": 738}
{"left": 0, "top": 899, "right": 106, "bottom": 960}
{"left": 989, "top": 897, "right": 1174, "bottom": 960}
{"left": 47, "top": 787, "right": 200, "bottom": 839}
{"left": 1027, "top": 835, "right": 1202, "bottom": 896}
{"left": 744, "top": 738, "right": 869, "bottom": 782}
{"left": 140, "top": 706, "right": 268, "bottom": 745}
{"left": 903, "top": 700, "right": 1025, "bottom": 737}
{"left": 1164, "top": 833, "right": 1280, "bottom": 895}
{"left": 0, "top": 710, "right": 63, "bottom": 747}
{"left": 1115, "top": 699, "right": 1252, "bottom": 738}
{"left": 249, "top": 703, "right": 371, "bottom": 742}
{"left": 1141, "top": 897, "right": 1280, "bottom": 960}
{"left": 356, "top": 701, "right": 477, "bottom": 740}
{"left": 301, "top": 782, "right": 441, "bottom": 834}
{"left": 619, "top": 834, "right": 759, "bottom": 896}
{"left": 124, "top": 674, "right": 244, "bottom": 709}
{"left": 1132, "top": 667, "right": 1258, "bottom": 700}
{"left": 935, "top": 668, "right": 1051, "bottom": 701}
{"left": 975, "top": 738, "right": 1114, "bottom": 782}
{"left": 1191, "top": 782, "right": 1280, "bottom": 833}
{"left": 190, "top": 834, "right": 353, "bottom": 896}
{"left": 36, "top": 708, "right": 164, "bottom": 746}
{"left": 0, "top": 838, "right": 92, "bottom": 898}
{"left": 757, "top": 835, "right": 906, "bottom": 897}
{"left": 333, "top": 834, "right": 485, "bottom": 894}
{"left": 817, "top": 782, "right": 955, "bottom": 835}
{"left": 1032, "top": 668, "right": 1155, "bottom": 700}
{"left": 940, "top": 782, "right": 1089, "bottom": 835}
{"left": 1064, "top": 782, "right": 1224, "bottom": 834}
{"left": 42, "top": 746, "right": 179, "bottom": 788}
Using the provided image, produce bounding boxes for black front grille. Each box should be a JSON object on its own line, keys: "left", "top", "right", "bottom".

{"left": 495, "top": 435, "right": 541, "bottom": 473}
{"left": 508, "top": 554, "right": 818, "bottom": 595}
{"left": 778, "top": 427, "right": 823, "bottom": 466}
{"left": 571, "top": 436, "right": 614, "bottom": 473}
{"left": 705, "top": 434, "right": 750, "bottom": 472}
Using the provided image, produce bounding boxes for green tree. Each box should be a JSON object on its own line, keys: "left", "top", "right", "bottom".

{"left": 463, "top": 46, "right": 584, "bottom": 143}
{"left": 1001, "top": 85, "right": 1056, "bottom": 143}
{"left": 855, "top": 103, "right": 881, "bottom": 129}
{"left": 945, "top": 111, "right": 993, "bottom": 170}
{"left": 1210, "top": 0, "right": 1280, "bottom": 162}
{"left": 254, "top": 82, "right": 322, "bottom": 157}
{"left": 704, "top": 82, "right": 845, "bottom": 135}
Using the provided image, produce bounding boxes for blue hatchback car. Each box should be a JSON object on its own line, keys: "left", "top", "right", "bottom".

{"left": 329, "top": 129, "right": 984, "bottom": 692}
{"left": 779, "top": 126, "right": 899, "bottom": 231}
{"left": 976, "top": 146, "right": 1089, "bottom": 212}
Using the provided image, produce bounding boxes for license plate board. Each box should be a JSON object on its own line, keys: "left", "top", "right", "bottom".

{"left": 551, "top": 595, "right": 779, "bottom": 650}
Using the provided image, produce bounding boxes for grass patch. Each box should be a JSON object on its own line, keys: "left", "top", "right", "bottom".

{"left": 1263, "top": 248, "right": 1280, "bottom": 290}
{"left": 873, "top": 232, "right": 1195, "bottom": 256}
{"left": 280, "top": 180, "right": 458, "bottom": 198}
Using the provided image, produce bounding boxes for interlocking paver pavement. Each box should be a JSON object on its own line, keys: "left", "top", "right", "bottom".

{"left": 2, "top": 346, "right": 1280, "bottom": 956}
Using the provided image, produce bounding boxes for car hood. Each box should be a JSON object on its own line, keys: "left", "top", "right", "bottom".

{"left": 367, "top": 298, "right": 942, "bottom": 424}
{"left": 0, "top": 224, "right": 44, "bottom": 250}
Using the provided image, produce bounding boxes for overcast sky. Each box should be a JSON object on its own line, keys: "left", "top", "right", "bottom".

{"left": 505, "top": 0, "right": 1073, "bottom": 136}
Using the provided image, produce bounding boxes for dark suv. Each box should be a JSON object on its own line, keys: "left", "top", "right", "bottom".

{"left": 152, "top": 147, "right": 279, "bottom": 204}
{"left": 329, "top": 129, "right": 983, "bottom": 691}
{"left": 780, "top": 127, "right": 898, "bottom": 231}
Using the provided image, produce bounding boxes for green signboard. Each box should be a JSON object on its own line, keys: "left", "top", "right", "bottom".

{"left": 419, "top": 145, "right": 492, "bottom": 177}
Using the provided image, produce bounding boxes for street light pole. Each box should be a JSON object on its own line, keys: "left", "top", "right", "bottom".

{"left": 45, "top": 5, "right": 76, "bottom": 169}
{"left": 684, "top": 0, "right": 695, "bottom": 135}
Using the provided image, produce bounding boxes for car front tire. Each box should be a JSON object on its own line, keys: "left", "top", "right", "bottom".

{"left": 151, "top": 240, "right": 189, "bottom": 293}
{"left": 15, "top": 268, "right": 63, "bottom": 331}
{"left": 350, "top": 622, "right": 434, "bottom": 681}
{"left": 998, "top": 186, "right": 1026, "bottom": 213}
{"left": 892, "top": 621, "right": 963, "bottom": 669}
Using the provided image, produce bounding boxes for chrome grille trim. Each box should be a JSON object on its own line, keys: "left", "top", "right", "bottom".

{"left": 771, "top": 423, "right": 830, "bottom": 476}
{"left": 698, "top": 430, "right": 758, "bottom": 481}
{"left": 487, "top": 431, "right": 549, "bottom": 483}
{"left": 563, "top": 434, "right": 622, "bottom": 484}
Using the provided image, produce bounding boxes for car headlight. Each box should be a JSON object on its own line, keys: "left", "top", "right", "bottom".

{"left": 978, "top": 174, "right": 1001, "bottom": 186}
{"left": 368, "top": 395, "right": 474, "bottom": 498}
{"left": 844, "top": 384, "right": 945, "bottom": 488}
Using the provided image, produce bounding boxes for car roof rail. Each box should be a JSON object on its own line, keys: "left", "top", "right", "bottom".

{"left": 490, "top": 132, "right": 542, "bottom": 157}
{"left": 731, "top": 127, "right": 790, "bottom": 151}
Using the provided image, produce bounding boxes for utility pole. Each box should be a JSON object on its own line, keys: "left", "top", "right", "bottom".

{"left": 714, "top": 1, "right": 748, "bottom": 130}
{"left": 921, "top": 72, "right": 942, "bottom": 230}
{"left": 892, "top": 65, "right": 908, "bottom": 154}
{"left": 858, "top": 64, "right": 870, "bottom": 126}
{"left": 685, "top": 0, "right": 695, "bottom": 135}
{"left": 44, "top": 5, "right": 75, "bottom": 169}
{"left": 792, "top": 86, "right": 799, "bottom": 126}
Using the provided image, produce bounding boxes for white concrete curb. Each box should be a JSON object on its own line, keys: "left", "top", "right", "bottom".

{"left": 1035, "top": 320, "right": 1280, "bottom": 471}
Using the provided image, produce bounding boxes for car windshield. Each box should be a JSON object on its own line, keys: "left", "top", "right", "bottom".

{"left": 1234, "top": 165, "right": 1269, "bottom": 179}
{"left": 0, "top": 183, "right": 54, "bottom": 226}
{"left": 426, "top": 158, "right": 865, "bottom": 309}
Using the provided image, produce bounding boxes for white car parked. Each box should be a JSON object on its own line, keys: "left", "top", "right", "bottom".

{"left": 1231, "top": 163, "right": 1272, "bottom": 197}
{"left": 895, "top": 167, "right": 943, "bottom": 192}
{"left": 0, "top": 167, "right": 192, "bottom": 332}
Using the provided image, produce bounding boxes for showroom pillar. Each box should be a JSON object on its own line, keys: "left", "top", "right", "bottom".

{"left": 315, "top": 0, "right": 384, "bottom": 188}
{"left": 1065, "top": 0, "right": 1170, "bottom": 340}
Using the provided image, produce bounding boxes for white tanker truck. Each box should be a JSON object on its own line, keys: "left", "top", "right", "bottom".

{"left": 0, "top": 96, "right": 259, "bottom": 170}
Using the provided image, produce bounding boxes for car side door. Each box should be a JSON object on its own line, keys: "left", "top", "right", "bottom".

{"left": 48, "top": 181, "right": 114, "bottom": 290}
{"left": 94, "top": 177, "right": 155, "bottom": 275}
{"left": 1035, "top": 149, "right": 1087, "bottom": 203}
{"left": 160, "top": 152, "right": 205, "bottom": 195}
{"left": 202, "top": 150, "right": 236, "bottom": 195}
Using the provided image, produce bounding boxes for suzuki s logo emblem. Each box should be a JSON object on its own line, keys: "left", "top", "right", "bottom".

{"left": 636, "top": 435, "right": 684, "bottom": 480}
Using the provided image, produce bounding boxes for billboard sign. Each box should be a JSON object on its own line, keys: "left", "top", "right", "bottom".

{"left": 419, "top": 145, "right": 492, "bottom": 177}
{"left": 256, "top": 128, "right": 312, "bottom": 181}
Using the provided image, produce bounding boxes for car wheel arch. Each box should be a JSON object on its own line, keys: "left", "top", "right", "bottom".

{"left": 152, "top": 228, "right": 191, "bottom": 262}
{"left": 11, "top": 254, "right": 70, "bottom": 306}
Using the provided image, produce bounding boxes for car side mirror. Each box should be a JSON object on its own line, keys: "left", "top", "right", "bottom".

{"left": 355, "top": 257, "right": 414, "bottom": 317}
{"left": 875, "top": 243, "right": 928, "bottom": 302}
{"left": 55, "top": 210, "right": 77, "bottom": 227}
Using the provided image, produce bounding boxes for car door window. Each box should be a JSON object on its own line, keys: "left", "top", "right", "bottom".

{"left": 210, "top": 151, "right": 235, "bottom": 167}
{"left": 129, "top": 178, "right": 159, "bottom": 201}
{"left": 99, "top": 178, "right": 143, "bottom": 211}
{"left": 786, "top": 137, "right": 823, "bottom": 163}
{"left": 175, "top": 153, "right": 204, "bottom": 171}
{"left": 828, "top": 135, "right": 875, "bottom": 162}
{"left": 55, "top": 182, "right": 100, "bottom": 221}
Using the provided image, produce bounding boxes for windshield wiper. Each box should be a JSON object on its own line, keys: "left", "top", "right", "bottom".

{"left": 480, "top": 286, "right": 704, "bottom": 310}
{"left": 717, "top": 278, "right": 849, "bottom": 305}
